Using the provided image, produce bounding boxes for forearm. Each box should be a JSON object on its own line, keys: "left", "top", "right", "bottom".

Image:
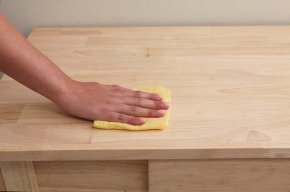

{"left": 0, "top": 13, "right": 169, "bottom": 124}
{"left": 0, "top": 14, "right": 72, "bottom": 102}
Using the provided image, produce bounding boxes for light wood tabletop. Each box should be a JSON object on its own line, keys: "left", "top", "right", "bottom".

{"left": 2, "top": 26, "right": 290, "bottom": 192}
{"left": 1, "top": 26, "right": 290, "bottom": 162}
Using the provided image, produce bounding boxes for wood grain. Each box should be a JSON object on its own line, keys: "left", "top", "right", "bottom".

{"left": 0, "top": 104, "right": 24, "bottom": 123}
{"left": 34, "top": 160, "right": 148, "bottom": 192}
{"left": 18, "top": 103, "right": 88, "bottom": 124}
{"left": 1, "top": 161, "right": 38, "bottom": 192}
{"left": 149, "top": 159, "right": 290, "bottom": 192}
{"left": 1, "top": 26, "right": 290, "bottom": 160}
{"left": 0, "top": 171, "right": 6, "bottom": 192}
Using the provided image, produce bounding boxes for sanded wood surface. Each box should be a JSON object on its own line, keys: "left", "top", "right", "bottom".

{"left": 1, "top": 26, "right": 290, "bottom": 160}
{"left": 149, "top": 159, "right": 290, "bottom": 192}
{"left": 0, "top": 161, "right": 38, "bottom": 191}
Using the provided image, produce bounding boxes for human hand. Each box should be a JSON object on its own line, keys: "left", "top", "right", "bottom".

{"left": 0, "top": 14, "right": 169, "bottom": 125}
{"left": 54, "top": 81, "right": 169, "bottom": 125}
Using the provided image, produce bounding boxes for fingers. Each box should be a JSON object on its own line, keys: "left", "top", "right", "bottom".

{"left": 104, "top": 112, "right": 145, "bottom": 125}
{"left": 114, "top": 104, "right": 166, "bottom": 118}
{"left": 120, "top": 97, "right": 169, "bottom": 110}
{"left": 105, "top": 84, "right": 169, "bottom": 124}
{"left": 131, "top": 90, "right": 163, "bottom": 101}
{"left": 109, "top": 84, "right": 164, "bottom": 101}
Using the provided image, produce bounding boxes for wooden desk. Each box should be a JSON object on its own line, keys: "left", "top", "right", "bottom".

{"left": 1, "top": 26, "right": 290, "bottom": 191}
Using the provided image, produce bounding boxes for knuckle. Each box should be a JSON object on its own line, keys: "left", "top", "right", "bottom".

{"left": 129, "top": 106, "right": 137, "bottom": 113}
{"left": 105, "top": 97, "right": 118, "bottom": 105}
{"left": 111, "top": 84, "right": 121, "bottom": 91}
{"left": 106, "top": 112, "right": 115, "bottom": 120}
{"left": 98, "top": 105, "right": 108, "bottom": 112}
{"left": 155, "top": 101, "right": 161, "bottom": 107}
{"left": 105, "top": 100, "right": 111, "bottom": 105}
{"left": 148, "top": 110, "right": 156, "bottom": 116}
{"left": 135, "top": 91, "right": 142, "bottom": 97}
{"left": 152, "top": 94, "right": 159, "bottom": 99}
{"left": 135, "top": 98, "right": 142, "bottom": 106}
{"left": 117, "top": 114, "right": 126, "bottom": 122}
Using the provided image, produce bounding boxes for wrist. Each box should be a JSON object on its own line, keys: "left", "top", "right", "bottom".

{"left": 47, "top": 76, "right": 76, "bottom": 105}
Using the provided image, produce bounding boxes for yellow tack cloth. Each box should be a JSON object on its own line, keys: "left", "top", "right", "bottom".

{"left": 93, "top": 86, "right": 171, "bottom": 131}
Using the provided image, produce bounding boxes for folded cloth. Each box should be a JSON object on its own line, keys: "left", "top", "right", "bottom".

{"left": 93, "top": 86, "right": 171, "bottom": 131}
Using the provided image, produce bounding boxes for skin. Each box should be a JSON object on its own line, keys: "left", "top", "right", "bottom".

{"left": 0, "top": 14, "right": 169, "bottom": 125}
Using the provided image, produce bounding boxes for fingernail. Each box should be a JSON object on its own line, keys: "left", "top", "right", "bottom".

{"left": 155, "top": 95, "right": 163, "bottom": 100}
{"left": 161, "top": 102, "right": 170, "bottom": 108}
{"left": 158, "top": 110, "right": 166, "bottom": 116}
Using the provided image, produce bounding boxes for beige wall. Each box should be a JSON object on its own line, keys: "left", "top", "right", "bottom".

{"left": 1, "top": 0, "right": 290, "bottom": 37}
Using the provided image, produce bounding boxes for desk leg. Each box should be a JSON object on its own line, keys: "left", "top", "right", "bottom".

{"left": 149, "top": 159, "right": 290, "bottom": 192}
{"left": 0, "top": 161, "right": 39, "bottom": 192}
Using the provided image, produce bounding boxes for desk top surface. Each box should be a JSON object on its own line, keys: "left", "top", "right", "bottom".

{"left": 1, "top": 26, "right": 290, "bottom": 161}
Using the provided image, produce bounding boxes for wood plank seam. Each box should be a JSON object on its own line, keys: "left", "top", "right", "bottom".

{"left": 0, "top": 161, "right": 39, "bottom": 192}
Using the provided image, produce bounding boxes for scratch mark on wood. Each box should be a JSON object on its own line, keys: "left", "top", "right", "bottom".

{"left": 146, "top": 47, "right": 150, "bottom": 57}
